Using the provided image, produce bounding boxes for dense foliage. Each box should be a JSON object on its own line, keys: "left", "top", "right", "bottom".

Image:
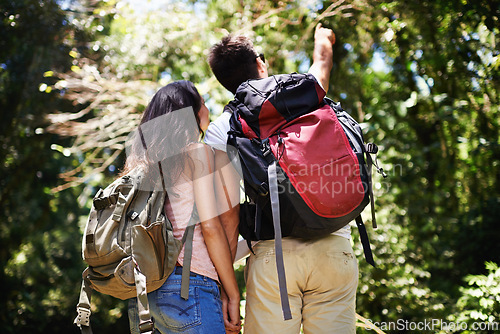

{"left": 1, "top": 0, "right": 498, "bottom": 333}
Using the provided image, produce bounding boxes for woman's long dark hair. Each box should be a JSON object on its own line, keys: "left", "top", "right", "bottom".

{"left": 123, "top": 81, "right": 204, "bottom": 189}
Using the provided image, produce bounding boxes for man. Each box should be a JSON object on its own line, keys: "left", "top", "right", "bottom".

{"left": 205, "top": 24, "right": 358, "bottom": 334}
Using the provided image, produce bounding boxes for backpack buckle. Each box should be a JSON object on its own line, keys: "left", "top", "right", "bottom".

{"left": 260, "top": 138, "right": 272, "bottom": 157}
{"left": 93, "top": 197, "right": 109, "bottom": 210}
{"left": 257, "top": 182, "right": 269, "bottom": 196}
{"left": 260, "top": 138, "right": 276, "bottom": 165}
{"left": 139, "top": 319, "right": 154, "bottom": 333}
{"left": 74, "top": 307, "right": 91, "bottom": 327}
{"left": 365, "top": 143, "right": 378, "bottom": 154}
{"left": 93, "top": 193, "right": 118, "bottom": 210}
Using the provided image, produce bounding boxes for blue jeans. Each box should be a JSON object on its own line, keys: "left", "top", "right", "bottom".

{"left": 129, "top": 267, "right": 225, "bottom": 334}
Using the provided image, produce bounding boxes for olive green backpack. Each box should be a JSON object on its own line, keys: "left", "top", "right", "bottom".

{"left": 74, "top": 166, "right": 197, "bottom": 334}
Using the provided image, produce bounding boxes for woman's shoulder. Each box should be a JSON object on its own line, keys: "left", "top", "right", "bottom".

{"left": 186, "top": 141, "right": 212, "bottom": 151}
{"left": 186, "top": 142, "right": 214, "bottom": 159}
{"left": 186, "top": 142, "right": 215, "bottom": 175}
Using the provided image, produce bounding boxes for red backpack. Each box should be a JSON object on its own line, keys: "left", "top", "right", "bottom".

{"left": 226, "top": 73, "right": 386, "bottom": 320}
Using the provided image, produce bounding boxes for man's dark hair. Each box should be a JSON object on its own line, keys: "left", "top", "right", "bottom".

{"left": 208, "top": 35, "right": 260, "bottom": 94}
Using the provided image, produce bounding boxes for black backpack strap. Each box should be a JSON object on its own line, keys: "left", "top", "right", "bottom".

{"left": 268, "top": 161, "right": 292, "bottom": 321}
{"left": 224, "top": 99, "right": 239, "bottom": 114}
{"left": 355, "top": 216, "right": 376, "bottom": 267}
{"left": 254, "top": 200, "right": 263, "bottom": 240}
{"left": 364, "top": 152, "right": 377, "bottom": 229}
{"left": 364, "top": 142, "right": 388, "bottom": 229}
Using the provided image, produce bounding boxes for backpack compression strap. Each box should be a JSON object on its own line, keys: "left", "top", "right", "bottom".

{"left": 355, "top": 145, "right": 389, "bottom": 268}
{"left": 268, "top": 161, "right": 293, "bottom": 321}
{"left": 364, "top": 147, "right": 377, "bottom": 229}
{"left": 133, "top": 260, "right": 154, "bottom": 334}
{"left": 355, "top": 216, "right": 376, "bottom": 267}
{"left": 74, "top": 279, "right": 93, "bottom": 334}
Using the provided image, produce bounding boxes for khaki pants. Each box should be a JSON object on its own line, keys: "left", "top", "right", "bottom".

{"left": 244, "top": 234, "right": 358, "bottom": 334}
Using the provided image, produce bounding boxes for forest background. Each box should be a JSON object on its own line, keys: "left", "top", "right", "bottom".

{"left": 1, "top": 0, "right": 499, "bottom": 333}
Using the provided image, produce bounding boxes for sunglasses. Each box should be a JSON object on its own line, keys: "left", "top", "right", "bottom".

{"left": 256, "top": 53, "right": 265, "bottom": 63}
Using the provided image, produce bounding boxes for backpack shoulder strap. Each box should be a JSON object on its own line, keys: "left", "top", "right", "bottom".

{"left": 180, "top": 206, "right": 199, "bottom": 300}
{"left": 224, "top": 99, "right": 239, "bottom": 113}
{"left": 268, "top": 160, "right": 292, "bottom": 321}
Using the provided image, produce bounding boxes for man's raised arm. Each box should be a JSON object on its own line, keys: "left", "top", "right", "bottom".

{"left": 308, "top": 23, "right": 336, "bottom": 94}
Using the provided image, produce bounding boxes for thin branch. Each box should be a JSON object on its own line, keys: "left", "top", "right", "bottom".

{"left": 355, "top": 313, "right": 387, "bottom": 334}
{"left": 51, "top": 149, "right": 122, "bottom": 193}
{"left": 294, "top": 0, "right": 359, "bottom": 54}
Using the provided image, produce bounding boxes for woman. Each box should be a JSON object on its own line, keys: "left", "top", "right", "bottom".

{"left": 126, "top": 81, "right": 241, "bottom": 333}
